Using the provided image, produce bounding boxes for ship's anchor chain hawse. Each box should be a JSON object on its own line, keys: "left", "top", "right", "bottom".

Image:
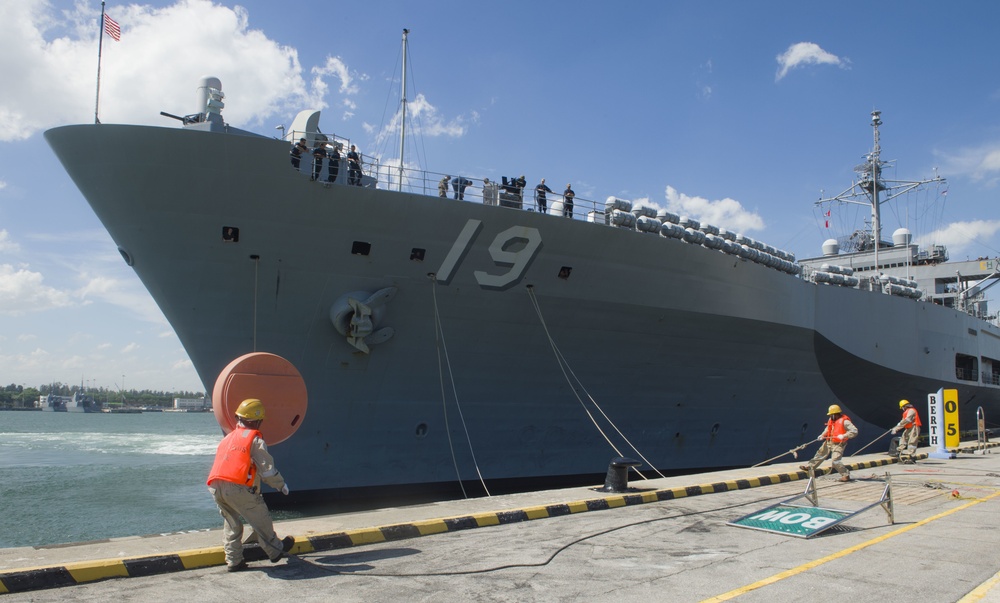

{"left": 329, "top": 287, "right": 397, "bottom": 353}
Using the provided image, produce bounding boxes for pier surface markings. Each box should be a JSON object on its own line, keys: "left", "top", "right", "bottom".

{"left": 701, "top": 488, "right": 1000, "bottom": 602}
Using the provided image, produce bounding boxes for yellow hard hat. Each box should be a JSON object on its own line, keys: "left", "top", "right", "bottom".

{"left": 235, "top": 398, "right": 265, "bottom": 421}
{"left": 827, "top": 404, "right": 842, "bottom": 415}
{"left": 899, "top": 399, "right": 910, "bottom": 409}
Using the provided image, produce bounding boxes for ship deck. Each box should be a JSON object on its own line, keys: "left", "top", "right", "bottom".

{"left": 3, "top": 440, "right": 999, "bottom": 601}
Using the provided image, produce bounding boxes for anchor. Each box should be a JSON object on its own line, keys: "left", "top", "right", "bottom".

{"left": 330, "top": 287, "right": 397, "bottom": 353}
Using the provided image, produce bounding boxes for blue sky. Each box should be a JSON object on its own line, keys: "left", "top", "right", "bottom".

{"left": 2, "top": 0, "right": 1000, "bottom": 392}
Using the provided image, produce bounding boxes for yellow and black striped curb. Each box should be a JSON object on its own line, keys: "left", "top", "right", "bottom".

{"left": 3, "top": 444, "right": 996, "bottom": 595}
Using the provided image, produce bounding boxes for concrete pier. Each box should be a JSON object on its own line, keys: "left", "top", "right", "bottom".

{"left": 2, "top": 442, "right": 999, "bottom": 601}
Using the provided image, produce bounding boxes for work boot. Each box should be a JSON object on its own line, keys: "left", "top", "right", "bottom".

{"left": 227, "top": 560, "right": 248, "bottom": 573}
{"left": 799, "top": 465, "right": 810, "bottom": 472}
{"left": 269, "top": 537, "right": 295, "bottom": 563}
{"left": 839, "top": 474, "right": 851, "bottom": 482}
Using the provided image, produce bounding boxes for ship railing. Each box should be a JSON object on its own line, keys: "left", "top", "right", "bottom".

{"left": 282, "top": 128, "right": 603, "bottom": 218}
{"left": 956, "top": 367, "right": 979, "bottom": 382}
{"left": 369, "top": 162, "right": 603, "bottom": 219}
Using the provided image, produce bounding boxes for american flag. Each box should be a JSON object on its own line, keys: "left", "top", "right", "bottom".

{"left": 104, "top": 14, "right": 121, "bottom": 42}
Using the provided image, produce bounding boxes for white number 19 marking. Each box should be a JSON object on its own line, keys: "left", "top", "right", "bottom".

{"left": 436, "top": 219, "right": 542, "bottom": 289}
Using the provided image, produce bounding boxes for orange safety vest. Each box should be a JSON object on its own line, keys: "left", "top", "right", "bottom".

{"left": 901, "top": 407, "right": 922, "bottom": 428}
{"left": 206, "top": 428, "right": 261, "bottom": 487}
{"left": 824, "top": 415, "right": 851, "bottom": 441}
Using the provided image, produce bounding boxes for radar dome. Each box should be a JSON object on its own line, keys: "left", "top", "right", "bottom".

{"left": 892, "top": 228, "right": 912, "bottom": 247}
{"left": 822, "top": 238, "right": 840, "bottom": 256}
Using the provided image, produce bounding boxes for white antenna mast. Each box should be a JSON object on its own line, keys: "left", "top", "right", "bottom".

{"left": 397, "top": 28, "right": 409, "bottom": 192}
{"left": 815, "top": 110, "right": 946, "bottom": 270}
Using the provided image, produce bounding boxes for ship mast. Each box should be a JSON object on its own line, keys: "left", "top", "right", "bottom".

{"left": 397, "top": 28, "right": 409, "bottom": 192}
{"left": 816, "top": 110, "right": 946, "bottom": 270}
{"left": 870, "top": 110, "right": 883, "bottom": 270}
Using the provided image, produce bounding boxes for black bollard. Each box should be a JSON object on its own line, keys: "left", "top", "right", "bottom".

{"left": 598, "top": 457, "right": 641, "bottom": 492}
{"left": 888, "top": 436, "right": 901, "bottom": 455}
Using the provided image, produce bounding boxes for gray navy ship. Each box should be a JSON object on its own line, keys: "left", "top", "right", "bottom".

{"left": 45, "top": 77, "right": 1000, "bottom": 501}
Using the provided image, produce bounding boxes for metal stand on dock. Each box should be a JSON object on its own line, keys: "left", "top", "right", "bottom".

{"left": 975, "top": 407, "right": 991, "bottom": 455}
{"left": 728, "top": 469, "right": 895, "bottom": 538}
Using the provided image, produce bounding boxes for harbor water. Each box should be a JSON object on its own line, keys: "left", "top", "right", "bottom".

{"left": 0, "top": 411, "right": 234, "bottom": 548}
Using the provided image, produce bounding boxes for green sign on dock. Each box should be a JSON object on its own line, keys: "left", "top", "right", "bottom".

{"left": 729, "top": 504, "right": 849, "bottom": 538}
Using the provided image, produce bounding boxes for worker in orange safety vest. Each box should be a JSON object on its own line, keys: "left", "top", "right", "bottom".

{"left": 891, "top": 399, "right": 922, "bottom": 464}
{"left": 800, "top": 404, "right": 859, "bottom": 482}
{"left": 207, "top": 398, "right": 294, "bottom": 572}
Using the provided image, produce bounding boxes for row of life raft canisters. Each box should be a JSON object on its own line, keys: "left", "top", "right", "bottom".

{"left": 604, "top": 196, "right": 800, "bottom": 276}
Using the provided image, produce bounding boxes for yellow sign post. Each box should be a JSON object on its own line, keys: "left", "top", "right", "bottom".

{"left": 927, "top": 388, "right": 959, "bottom": 459}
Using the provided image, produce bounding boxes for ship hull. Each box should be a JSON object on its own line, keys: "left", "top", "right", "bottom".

{"left": 45, "top": 124, "right": 1000, "bottom": 498}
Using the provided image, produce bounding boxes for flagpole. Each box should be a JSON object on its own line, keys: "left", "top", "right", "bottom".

{"left": 95, "top": 1, "right": 106, "bottom": 124}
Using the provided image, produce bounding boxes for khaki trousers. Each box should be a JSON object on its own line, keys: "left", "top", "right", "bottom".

{"left": 805, "top": 440, "right": 849, "bottom": 476}
{"left": 897, "top": 425, "right": 920, "bottom": 456}
{"left": 208, "top": 480, "right": 282, "bottom": 567}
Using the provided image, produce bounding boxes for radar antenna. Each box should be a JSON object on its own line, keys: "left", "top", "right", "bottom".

{"left": 815, "top": 110, "right": 946, "bottom": 271}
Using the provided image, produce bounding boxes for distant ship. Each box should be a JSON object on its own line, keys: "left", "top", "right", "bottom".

{"left": 39, "top": 392, "right": 102, "bottom": 413}
{"left": 46, "top": 73, "right": 1000, "bottom": 500}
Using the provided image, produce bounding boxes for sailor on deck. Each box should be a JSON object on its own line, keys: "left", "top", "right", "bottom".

{"left": 534, "top": 179, "right": 552, "bottom": 213}
{"left": 347, "top": 145, "right": 362, "bottom": 185}
{"left": 311, "top": 143, "right": 327, "bottom": 181}
{"left": 289, "top": 138, "right": 308, "bottom": 170}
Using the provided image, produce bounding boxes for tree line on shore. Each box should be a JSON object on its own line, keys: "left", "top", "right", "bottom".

{"left": 0, "top": 382, "right": 206, "bottom": 409}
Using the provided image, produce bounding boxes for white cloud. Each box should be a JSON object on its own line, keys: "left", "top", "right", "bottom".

{"left": 121, "top": 342, "right": 140, "bottom": 354}
{"left": 654, "top": 185, "right": 766, "bottom": 234}
{"left": 0, "top": 238, "right": 166, "bottom": 325}
{"left": 934, "top": 144, "right": 1000, "bottom": 187}
{"left": 775, "top": 42, "right": 849, "bottom": 81}
{"left": 0, "top": 0, "right": 346, "bottom": 140}
{"left": 0, "top": 180, "right": 7, "bottom": 190}
{"left": 312, "top": 56, "right": 359, "bottom": 96}
{"left": 0, "top": 264, "right": 74, "bottom": 315}
{"left": 696, "top": 59, "right": 713, "bottom": 100}
{"left": 14, "top": 348, "right": 50, "bottom": 367}
{"left": 369, "top": 93, "right": 466, "bottom": 151}
{"left": 76, "top": 271, "right": 167, "bottom": 325}
{"left": 917, "top": 220, "right": 1000, "bottom": 256}
{"left": 0, "top": 230, "right": 20, "bottom": 253}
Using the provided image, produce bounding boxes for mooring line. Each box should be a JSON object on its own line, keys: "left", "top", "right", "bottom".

{"left": 526, "top": 286, "right": 665, "bottom": 480}
{"left": 431, "top": 278, "right": 490, "bottom": 498}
